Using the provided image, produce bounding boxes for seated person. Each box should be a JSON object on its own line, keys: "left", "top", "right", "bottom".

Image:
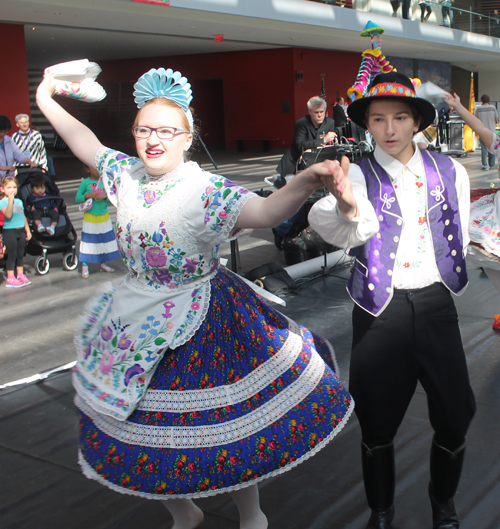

{"left": 276, "top": 96, "right": 337, "bottom": 183}
{"left": 27, "top": 175, "right": 59, "bottom": 236}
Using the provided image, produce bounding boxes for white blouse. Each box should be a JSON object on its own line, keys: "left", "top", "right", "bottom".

{"left": 308, "top": 144, "right": 470, "bottom": 290}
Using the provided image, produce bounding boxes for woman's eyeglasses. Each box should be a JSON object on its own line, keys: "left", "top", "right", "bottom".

{"left": 132, "top": 126, "right": 190, "bottom": 141}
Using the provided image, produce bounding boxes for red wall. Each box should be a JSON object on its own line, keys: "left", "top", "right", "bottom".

{"left": 292, "top": 48, "right": 362, "bottom": 121}
{"left": 0, "top": 23, "right": 31, "bottom": 133}
{"left": 100, "top": 48, "right": 296, "bottom": 149}
{"left": 77, "top": 47, "right": 364, "bottom": 149}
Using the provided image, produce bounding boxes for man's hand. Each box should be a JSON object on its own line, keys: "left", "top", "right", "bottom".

{"left": 324, "top": 131, "right": 337, "bottom": 144}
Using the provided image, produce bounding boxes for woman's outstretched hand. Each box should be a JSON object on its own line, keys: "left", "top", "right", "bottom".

{"left": 36, "top": 69, "right": 56, "bottom": 101}
{"left": 443, "top": 91, "right": 463, "bottom": 112}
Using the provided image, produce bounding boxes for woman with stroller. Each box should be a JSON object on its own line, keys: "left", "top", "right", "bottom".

{"left": 36, "top": 65, "right": 353, "bottom": 529}
{"left": 0, "top": 115, "right": 36, "bottom": 177}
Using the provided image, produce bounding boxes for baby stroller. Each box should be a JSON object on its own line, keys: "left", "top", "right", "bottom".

{"left": 17, "top": 169, "right": 79, "bottom": 275}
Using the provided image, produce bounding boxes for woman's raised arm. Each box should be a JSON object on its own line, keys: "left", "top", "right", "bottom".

{"left": 443, "top": 91, "right": 495, "bottom": 148}
{"left": 36, "top": 70, "right": 104, "bottom": 170}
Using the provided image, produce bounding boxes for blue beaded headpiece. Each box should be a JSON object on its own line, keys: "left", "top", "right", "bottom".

{"left": 133, "top": 68, "right": 194, "bottom": 130}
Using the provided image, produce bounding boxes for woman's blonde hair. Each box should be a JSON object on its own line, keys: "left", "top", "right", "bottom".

{"left": 133, "top": 97, "right": 191, "bottom": 132}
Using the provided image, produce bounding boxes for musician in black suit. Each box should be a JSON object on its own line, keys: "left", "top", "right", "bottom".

{"left": 276, "top": 96, "right": 336, "bottom": 181}
{"left": 332, "top": 97, "right": 348, "bottom": 129}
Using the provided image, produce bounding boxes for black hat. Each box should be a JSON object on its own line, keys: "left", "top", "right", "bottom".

{"left": 347, "top": 72, "right": 435, "bottom": 132}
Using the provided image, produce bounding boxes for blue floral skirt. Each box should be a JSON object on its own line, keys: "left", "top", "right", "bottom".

{"left": 77, "top": 268, "right": 353, "bottom": 499}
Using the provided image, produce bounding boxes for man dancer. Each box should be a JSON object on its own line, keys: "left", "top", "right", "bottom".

{"left": 12, "top": 114, "right": 48, "bottom": 172}
{"left": 309, "top": 72, "right": 475, "bottom": 529}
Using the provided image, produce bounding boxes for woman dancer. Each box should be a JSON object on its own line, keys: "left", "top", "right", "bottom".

{"left": 444, "top": 92, "right": 500, "bottom": 330}
{"left": 36, "top": 66, "right": 353, "bottom": 528}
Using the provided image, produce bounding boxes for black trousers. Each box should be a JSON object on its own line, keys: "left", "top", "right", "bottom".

{"left": 32, "top": 208, "right": 59, "bottom": 224}
{"left": 3, "top": 228, "right": 26, "bottom": 271}
{"left": 349, "top": 283, "right": 476, "bottom": 451}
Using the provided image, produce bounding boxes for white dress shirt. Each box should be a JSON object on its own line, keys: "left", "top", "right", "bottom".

{"left": 308, "top": 144, "right": 470, "bottom": 290}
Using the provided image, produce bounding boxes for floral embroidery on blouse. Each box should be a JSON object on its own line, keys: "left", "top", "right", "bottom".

{"left": 394, "top": 171, "right": 429, "bottom": 270}
{"left": 138, "top": 176, "right": 183, "bottom": 208}
{"left": 202, "top": 176, "right": 250, "bottom": 233}
{"left": 470, "top": 192, "right": 500, "bottom": 256}
{"left": 97, "top": 149, "right": 141, "bottom": 201}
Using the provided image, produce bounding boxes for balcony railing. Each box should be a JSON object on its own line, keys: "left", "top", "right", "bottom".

{"left": 311, "top": 0, "right": 500, "bottom": 38}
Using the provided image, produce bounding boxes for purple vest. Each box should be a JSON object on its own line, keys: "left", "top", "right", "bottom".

{"left": 348, "top": 150, "right": 468, "bottom": 316}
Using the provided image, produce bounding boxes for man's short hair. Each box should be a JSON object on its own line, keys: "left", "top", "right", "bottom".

{"left": 337, "top": 97, "right": 344, "bottom": 103}
{"left": 15, "top": 114, "right": 30, "bottom": 124}
{"left": 307, "top": 96, "right": 327, "bottom": 111}
{"left": 481, "top": 94, "right": 490, "bottom": 103}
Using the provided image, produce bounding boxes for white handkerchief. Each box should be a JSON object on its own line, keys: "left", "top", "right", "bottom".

{"left": 47, "top": 59, "right": 101, "bottom": 82}
{"left": 416, "top": 82, "right": 448, "bottom": 104}
{"left": 47, "top": 59, "right": 106, "bottom": 103}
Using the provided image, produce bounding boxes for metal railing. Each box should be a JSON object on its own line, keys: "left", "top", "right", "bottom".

{"left": 310, "top": 0, "right": 500, "bottom": 38}
{"left": 452, "top": 7, "right": 500, "bottom": 36}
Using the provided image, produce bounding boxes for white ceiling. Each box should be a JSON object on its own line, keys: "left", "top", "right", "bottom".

{"left": 2, "top": 0, "right": 500, "bottom": 72}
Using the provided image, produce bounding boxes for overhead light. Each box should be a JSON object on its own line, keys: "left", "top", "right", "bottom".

{"left": 32, "top": 27, "right": 36, "bottom": 30}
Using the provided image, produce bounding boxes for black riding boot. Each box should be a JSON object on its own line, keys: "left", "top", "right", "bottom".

{"left": 361, "top": 442, "right": 395, "bottom": 529}
{"left": 428, "top": 438, "right": 466, "bottom": 529}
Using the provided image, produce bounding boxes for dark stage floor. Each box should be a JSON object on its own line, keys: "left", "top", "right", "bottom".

{"left": 1, "top": 264, "right": 500, "bottom": 529}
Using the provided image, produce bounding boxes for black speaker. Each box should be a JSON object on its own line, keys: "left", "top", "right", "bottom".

{"left": 448, "top": 122, "right": 463, "bottom": 151}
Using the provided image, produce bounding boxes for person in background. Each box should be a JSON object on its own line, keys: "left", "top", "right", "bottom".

{"left": 474, "top": 94, "right": 498, "bottom": 171}
{"left": 0, "top": 115, "right": 35, "bottom": 177}
{"left": 441, "top": 0, "right": 455, "bottom": 28}
{"left": 493, "top": 10, "right": 500, "bottom": 38}
{"left": 0, "top": 175, "right": 32, "bottom": 288}
{"left": 390, "top": 0, "right": 401, "bottom": 17}
{"left": 333, "top": 97, "right": 348, "bottom": 130}
{"left": 12, "top": 114, "right": 48, "bottom": 172}
{"left": 419, "top": 0, "right": 432, "bottom": 21}
{"left": 75, "top": 165, "right": 120, "bottom": 278}
{"left": 27, "top": 174, "right": 59, "bottom": 236}
{"left": 276, "top": 95, "right": 337, "bottom": 182}
{"left": 401, "top": 0, "right": 411, "bottom": 19}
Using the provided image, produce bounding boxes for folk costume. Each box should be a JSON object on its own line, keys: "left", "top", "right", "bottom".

{"left": 72, "top": 68, "right": 353, "bottom": 501}
{"left": 309, "top": 72, "right": 475, "bottom": 529}
{"left": 468, "top": 134, "right": 500, "bottom": 329}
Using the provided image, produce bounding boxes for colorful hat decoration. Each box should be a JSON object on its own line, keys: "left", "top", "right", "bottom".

{"left": 347, "top": 72, "right": 436, "bottom": 132}
{"left": 133, "top": 68, "right": 194, "bottom": 130}
{"left": 360, "top": 20, "right": 385, "bottom": 37}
